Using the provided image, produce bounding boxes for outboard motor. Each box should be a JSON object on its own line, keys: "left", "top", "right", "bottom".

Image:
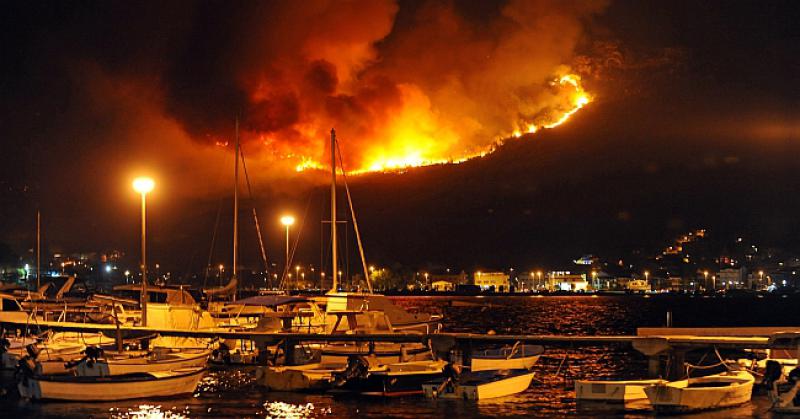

{"left": 212, "top": 342, "right": 232, "bottom": 365}
{"left": 25, "top": 344, "right": 42, "bottom": 360}
{"left": 786, "top": 366, "right": 800, "bottom": 406}
{"left": 0, "top": 337, "right": 10, "bottom": 355}
{"left": 333, "top": 355, "right": 370, "bottom": 387}
{"left": 763, "top": 360, "right": 784, "bottom": 387}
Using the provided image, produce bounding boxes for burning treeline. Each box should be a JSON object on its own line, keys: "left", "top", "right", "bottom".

{"left": 157, "top": 0, "right": 605, "bottom": 176}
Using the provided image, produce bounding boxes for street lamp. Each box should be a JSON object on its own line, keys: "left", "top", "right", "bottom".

{"left": 132, "top": 176, "right": 154, "bottom": 326}
{"left": 704, "top": 270, "right": 709, "bottom": 290}
{"left": 644, "top": 271, "right": 650, "bottom": 290}
{"left": 280, "top": 215, "right": 295, "bottom": 284}
{"left": 592, "top": 271, "right": 598, "bottom": 290}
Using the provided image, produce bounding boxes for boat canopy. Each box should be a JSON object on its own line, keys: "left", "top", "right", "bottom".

{"left": 232, "top": 295, "right": 308, "bottom": 307}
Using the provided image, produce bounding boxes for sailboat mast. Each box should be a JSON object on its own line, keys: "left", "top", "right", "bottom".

{"left": 36, "top": 210, "right": 41, "bottom": 290}
{"left": 330, "top": 128, "right": 338, "bottom": 292}
{"left": 232, "top": 118, "right": 239, "bottom": 301}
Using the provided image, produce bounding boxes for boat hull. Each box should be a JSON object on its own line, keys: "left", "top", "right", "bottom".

{"left": 93, "top": 350, "right": 210, "bottom": 376}
{"left": 644, "top": 371, "right": 754, "bottom": 413}
{"left": 470, "top": 345, "right": 544, "bottom": 372}
{"left": 575, "top": 379, "right": 666, "bottom": 402}
{"left": 18, "top": 367, "right": 206, "bottom": 401}
{"left": 334, "top": 360, "right": 446, "bottom": 397}
{"left": 424, "top": 370, "right": 534, "bottom": 400}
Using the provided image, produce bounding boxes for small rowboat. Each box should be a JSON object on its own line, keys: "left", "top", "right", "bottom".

{"left": 471, "top": 344, "right": 543, "bottom": 372}
{"left": 18, "top": 366, "right": 206, "bottom": 401}
{"left": 644, "top": 370, "right": 754, "bottom": 413}
{"left": 575, "top": 379, "right": 667, "bottom": 402}
{"left": 423, "top": 369, "right": 535, "bottom": 400}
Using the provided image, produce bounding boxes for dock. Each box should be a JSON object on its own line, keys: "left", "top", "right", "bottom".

{"left": 4, "top": 319, "right": 799, "bottom": 379}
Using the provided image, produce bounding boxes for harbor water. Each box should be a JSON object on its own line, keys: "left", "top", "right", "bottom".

{"left": 4, "top": 294, "right": 800, "bottom": 418}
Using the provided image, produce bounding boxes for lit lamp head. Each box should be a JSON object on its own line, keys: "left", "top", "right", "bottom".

{"left": 280, "top": 215, "right": 295, "bottom": 226}
{"left": 132, "top": 177, "right": 155, "bottom": 194}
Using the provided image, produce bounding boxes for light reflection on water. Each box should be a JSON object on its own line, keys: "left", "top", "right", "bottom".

{"left": 3, "top": 296, "right": 799, "bottom": 418}
{"left": 109, "top": 404, "right": 189, "bottom": 419}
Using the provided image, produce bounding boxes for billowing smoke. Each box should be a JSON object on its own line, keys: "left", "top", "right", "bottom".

{"left": 16, "top": 0, "right": 608, "bottom": 201}
{"left": 159, "top": 0, "right": 606, "bottom": 174}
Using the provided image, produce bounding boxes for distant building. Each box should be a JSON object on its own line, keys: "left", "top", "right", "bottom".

{"left": 719, "top": 267, "right": 747, "bottom": 289}
{"left": 548, "top": 271, "right": 587, "bottom": 291}
{"left": 431, "top": 280, "right": 455, "bottom": 292}
{"left": 474, "top": 271, "right": 509, "bottom": 292}
{"left": 622, "top": 277, "right": 650, "bottom": 292}
{"left": 516, "top": 272, "right": 546, "bottom": 292}
{"left": 667, "top": 276, "right": 683, "bottom": 291}
{"left": 430, "top": 271, "right": 468, "bottom": 286}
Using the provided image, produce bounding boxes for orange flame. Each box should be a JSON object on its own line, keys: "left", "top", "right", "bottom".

{"left": 293, "top": 73, "right": 591, "bottom": 174}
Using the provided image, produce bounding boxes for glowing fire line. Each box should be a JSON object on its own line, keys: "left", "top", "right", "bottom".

{"left": 294, "top": 73, "right": 591, "bottom": 174}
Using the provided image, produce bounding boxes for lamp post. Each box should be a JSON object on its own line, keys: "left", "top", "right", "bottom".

{"left": 704, "top": 270, "right": 709, "bottom": 290}
{"left": 644, "top": 270, "right": 650, "bottom": 291}
{"left": 592, "top": 271, "right": 598, "bottom": 291}
{"left": 280, "top": 215, "right": 295, "bottom": 285}
{"left": 132, "top": 176, "right": 154, "bottom": 326}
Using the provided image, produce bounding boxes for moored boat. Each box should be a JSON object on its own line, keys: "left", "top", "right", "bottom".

{"left": 471, "top": 344, "right": 543, "bottom": 372}
{"left": 644, "top": 370, "right": 754, "bottom": 413}
{"left": 423, "top": 369, "right": 535, "bottom": 400}
{"left": 72, "top": 349, "right": 210, "bottom": 376}
{"left": 331, "top": 357, "right": 447, "bottom": 397}
{"left": 17, "top": 366, "right": 206, "bottom": 401}
{"left": 575, "top": 379, "right": 667, "bottom": 402}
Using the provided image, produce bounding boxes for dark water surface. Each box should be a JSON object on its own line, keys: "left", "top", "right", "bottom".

{"left": 4, "top": 295, "right": 800, "bottom": 418}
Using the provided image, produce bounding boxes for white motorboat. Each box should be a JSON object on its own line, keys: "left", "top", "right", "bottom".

{"left": 575, "top": 379, "right": 667, "bottom": 402}
{"left": 72, "top": 349, "right": 210, "bottom": 376}
{"left": 471, "top": 344, "right": 544, "bottom": 372}
{"left": 644, "top": 370, "right": 754, "bottom": 413}
{"left": 18, "top": 366, "right": 206, "bottom": 401}
{"left": 423, "top": 369, "right": 535, "bottom": 400}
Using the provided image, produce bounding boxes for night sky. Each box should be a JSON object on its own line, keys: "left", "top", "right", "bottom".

{"left": 2, "top": 1, "right": 799, "bottom": 279}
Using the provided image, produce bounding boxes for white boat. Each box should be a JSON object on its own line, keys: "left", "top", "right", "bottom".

{"left": 72, "top": 349, "right": 210, "bottom": 376}
{"left": 575, "top": 379, "right": 666, "bottom": 402}
{"left": 423, "top": 369, "right": 535, "bottom": 400}
{"left": 471, "top": 344, "right": 543, "bottom": 372}
{"left": 18, "top": 366, "right": 206, "bottom": 401}
{"left": 644, "top": 370, "right": 754, "bottom": 413}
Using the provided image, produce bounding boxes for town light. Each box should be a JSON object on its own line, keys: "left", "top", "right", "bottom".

{"left": 132, "top": 177, "right": 155, "bottom": 194}
{"left": 280, "top": 215, "right": 295, "bottom": 286}
{"left": 132, "top": 176, "right": 154, "bottom": 326}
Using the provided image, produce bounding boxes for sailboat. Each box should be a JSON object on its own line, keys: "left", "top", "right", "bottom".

{"left": 319, "top": 128, "right": 442, "bottom": 330}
